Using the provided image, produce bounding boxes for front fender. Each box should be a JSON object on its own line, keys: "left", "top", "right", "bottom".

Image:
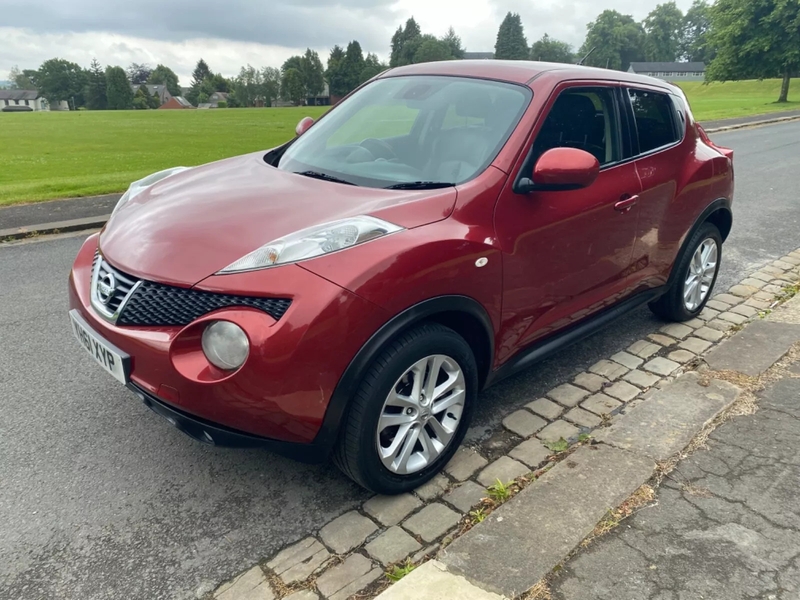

{"left": 298, "top": 222, "right": 503, "bottom": 336}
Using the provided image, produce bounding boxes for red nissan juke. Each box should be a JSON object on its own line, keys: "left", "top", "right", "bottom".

{"left": 69, "top": 60, "right": 734, "bottom": 494}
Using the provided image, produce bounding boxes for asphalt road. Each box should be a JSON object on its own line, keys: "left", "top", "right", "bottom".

{"left": 1, "top": 121, "right": 799, "bottom": 600}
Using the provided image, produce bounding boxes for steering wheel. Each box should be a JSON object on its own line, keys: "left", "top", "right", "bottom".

{"left": 360, "top": 138, "right": 397, "bottom": 161}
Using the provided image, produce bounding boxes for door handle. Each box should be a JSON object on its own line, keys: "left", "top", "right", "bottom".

{"left": 615, "top": 194, "right": 639, "bottom": 213}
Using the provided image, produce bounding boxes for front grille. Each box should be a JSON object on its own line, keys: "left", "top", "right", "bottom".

{"left": 118, "top": 281, "right": 292, "bottom": 326}
{"left": 91, "top": 250, "right": 291, "bottom": 326}
{"left": 91, "top": 251, "right": 140, "bottom": 320}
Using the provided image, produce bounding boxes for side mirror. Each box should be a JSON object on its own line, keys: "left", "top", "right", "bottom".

{"left": 517, "top": 147, "right": 600, "bottom": 193}
{"left": 295, "top": 116, "right": 315, "bottom": 137}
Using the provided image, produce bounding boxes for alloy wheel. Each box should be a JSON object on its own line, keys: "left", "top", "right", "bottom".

{"left": 684, "top": 238, "right": 718, "bottom": 311}
{"left": 376, "top": 354, "right": 466, "bottom": 475}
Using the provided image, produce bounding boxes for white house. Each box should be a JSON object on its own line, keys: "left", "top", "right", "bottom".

{"left": 0, "top": 90, "right": 69, "bottom": 111}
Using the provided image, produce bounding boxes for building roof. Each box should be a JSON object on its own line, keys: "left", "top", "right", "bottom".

{"left": 463, "top": 52, "right": 494, "bottom": 60}
{"left": 629, "top": 62, "right": 706, "bottom": 73}
{"left": 174, "top": 96, "right": 193, "bottom": 107}
{"left": 130, "top": 83, "right": 167, "bottom": 94}
{"left": 0, "top": 89, "right": 40, "bottom": 100}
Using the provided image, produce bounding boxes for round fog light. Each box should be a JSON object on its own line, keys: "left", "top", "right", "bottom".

{"left": 201, "top": 321, "right": 249, "bottom": 371}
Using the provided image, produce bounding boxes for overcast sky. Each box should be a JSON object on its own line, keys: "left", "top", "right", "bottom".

{"left": 1, "top": 0, "right": 695, "bottom": 85}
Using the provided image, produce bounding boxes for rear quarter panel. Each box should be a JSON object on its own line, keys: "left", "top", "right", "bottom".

{"left": 632, "top": 109, "right": 733, "bottom": 289}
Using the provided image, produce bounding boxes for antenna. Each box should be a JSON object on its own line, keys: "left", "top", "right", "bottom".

{"left": 576, "top": 46, "right": 596, "bottom": 66}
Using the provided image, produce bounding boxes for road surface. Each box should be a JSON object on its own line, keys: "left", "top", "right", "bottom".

{"left": 1, "top": 121, "right": 798, "bottom": 599}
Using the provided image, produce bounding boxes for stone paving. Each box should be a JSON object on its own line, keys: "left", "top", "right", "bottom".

{"left": 208, "top": 250, "right": 800, "bottom": 600}
{"left": 552, "top": 374, "right": 800, "bottom": 600}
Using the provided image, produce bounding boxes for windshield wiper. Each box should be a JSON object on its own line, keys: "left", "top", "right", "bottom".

{"left": 294, "top": 171, "right": 356, "bottom": 186}
{"left": 385, "top": 181, "right": 456, "bottom": 190}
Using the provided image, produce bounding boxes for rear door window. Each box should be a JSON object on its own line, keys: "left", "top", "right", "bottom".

{"left": 628, "top": 89, "right": 681, "bottom": 154}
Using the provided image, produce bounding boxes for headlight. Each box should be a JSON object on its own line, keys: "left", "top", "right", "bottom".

{"left": 219, "top": 215, "right": 403, "bottom": 273}
{"left": 201, "top": 321, "right": 249, "bottom": 370}
{"left": 112, "top": 166, "right": 191, "bottom": 215}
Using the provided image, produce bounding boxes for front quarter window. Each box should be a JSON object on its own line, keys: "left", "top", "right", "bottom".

{"left": 277, "top": 75, "right": 531, "bottom": 189}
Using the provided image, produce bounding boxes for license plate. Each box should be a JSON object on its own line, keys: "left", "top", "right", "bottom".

{"left": 69, "top": 309, "right": 130, "bottom": 384}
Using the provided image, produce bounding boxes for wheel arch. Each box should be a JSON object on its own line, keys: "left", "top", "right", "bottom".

{"left": 312, "top": 295, "right": 495, "bottom": 455}
{"left": 666, "top": 198, "right": 732, "bottom": 290}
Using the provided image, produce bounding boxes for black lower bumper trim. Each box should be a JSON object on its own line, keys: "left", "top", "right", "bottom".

{"left": 127, "top": 383, "right": 328, "bottom": 464}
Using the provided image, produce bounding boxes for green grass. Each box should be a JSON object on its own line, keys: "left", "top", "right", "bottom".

{"left": 0, "top": 106, "right": 329, "bottom": 205}
{"left": 677, "top": 78, "right": 800, "bottom": 121}
{"left": 1, "top": 77, "right": 798, "bottom": 205}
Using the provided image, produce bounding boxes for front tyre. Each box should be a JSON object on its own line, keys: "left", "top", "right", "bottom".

{"left": 334, "top": 323, "right": 478, "bottom": 494}
{"left": 649, "top": 222, "right": 722, "bottom": 322}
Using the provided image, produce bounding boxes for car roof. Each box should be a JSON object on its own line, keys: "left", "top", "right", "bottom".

{"left": 380, "top": 60, "right": 678, "bottom": 92}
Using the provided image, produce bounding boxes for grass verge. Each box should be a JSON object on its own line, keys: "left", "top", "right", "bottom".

{"left": 677, "top": 78, "right": 800, "bottom": 122}
{"left": 1, "top": 78, "right": 798, "bottom": 206}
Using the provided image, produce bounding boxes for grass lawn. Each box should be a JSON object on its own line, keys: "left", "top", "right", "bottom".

{"left": 1, "top": 77, "right": 798, "bottom": 205}
{"left": 0, "top": 106, "right": 329, "bottom": 206}
{"left": 677, "top": 78, "right": 799, "bottom": 121}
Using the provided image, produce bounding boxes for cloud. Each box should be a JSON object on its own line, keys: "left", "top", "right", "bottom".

{"left": 0, "top": 0, "right": 697, "bottom": 83}
{"left": 3, "top": 0, "right": 398, "bottom": 50}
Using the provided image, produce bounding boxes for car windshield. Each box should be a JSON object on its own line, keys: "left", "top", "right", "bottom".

{"left": 277, "top": 75, "right": 531, "bottom": 189}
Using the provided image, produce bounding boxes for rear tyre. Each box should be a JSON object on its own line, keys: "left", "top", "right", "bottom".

{"left": 649, "top": 222, "right": 722, "bottom": 322}
{"left": 333, "top": 323, "right": 478, "bottom": 494}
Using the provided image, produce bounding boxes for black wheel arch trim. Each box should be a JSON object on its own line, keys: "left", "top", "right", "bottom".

{"left": 312, "top": 295, "right": 495, "bottom": 455}
{"left": 665, "top": 198, "right": 732, "bottom": 291}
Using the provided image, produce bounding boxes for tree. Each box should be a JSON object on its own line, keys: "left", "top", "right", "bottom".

{"left": 360, "top": 53, "right": 385, "bottom": 84}
{"left": 106, "top": 66, "right": 133, "bottom": 109}
{"left": 209, "top": 73, "right": 231, "bottom": 93}
{"left": 22, "top": 69, "right": 39, "bottom": 88}
{"left": 707, "top": 0, "right": 800, "bottom": 103}
{"left": 326, "top": 45, "right": 348, "bottom": 97}
{"left": 302, "top": 49, "right": 326, "bottom": 97}
{"left": 148, "top": 64, "right": 181, "bottom": 97}
{"left": 126, "top": 63, "right": 152, "bottom": 85}
{"left": 232, "top": 64, "right": 259, "bottom": 107}
{"left": 8, "top": 66, "right": 38, "bottom": 89}
{"left": 262, "top": 67, "right": 281, "bottom": 106}
{"left": 8, "top": 66, "right": 32, "bottom": 89}
{"left": 340, "top": 40, "right": 366, "bottom": 94}
{"left": 37, "top": 58, "right": 86, "bottom": 108}
{"left": 191, "top": 59, "right": 212, "bottom": 88}
{"left": 644, "top": 2, "right": 685, "bottom": 62}
{"left": 231, "top": 65, "right": 280, "bottom": 107}
{"left": 281, "top": 68, "right": 306, "bottom": 105}
{"left": 681, "top": 0, "right": 714, "bottom": 62}
{"left": 390, "top": 17, "right": 423, "bottom": 67}
{"left": 530, "top": 34, "right": 575, "bottom": 63}
{"left": 579, "top": 10, "right": 646, "bottom": 70}
{"left": 85, "top": 59, "right": 107, "bottom": 110}
{"left": 413, "top": 35, "right": 454, "bottom": 63}
{"left": 495, "top": 12, "right": 529, "bottom": 60}
{"left": 187, "top": 59, "right": 212, "bottom": 104}
{"left": 146, "top": 86, "right": 160, "bottom": 109}
{"left": 441, "top": 27, "right": 465, "bottom": 59}
{"left": 132, "top": 85, "right": 150, "bottom": 109}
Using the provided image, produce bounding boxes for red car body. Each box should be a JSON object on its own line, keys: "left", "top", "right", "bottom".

{"left": 69, "top": 61, "right": 733, "bottom": 465}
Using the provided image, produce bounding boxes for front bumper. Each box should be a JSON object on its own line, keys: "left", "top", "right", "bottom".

{"left": 130, "top": 383, "right": 329, "bottom": 462}
{"left": 69, "top": 233, "right": 388, "bottom": 450}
